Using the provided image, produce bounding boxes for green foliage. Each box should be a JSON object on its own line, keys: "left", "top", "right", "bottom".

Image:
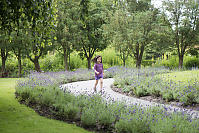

{"left": 75, "top": 0, "right": 111, "bottom": 69}
{"left": 150, "top": 114, "right": 198, "bottom": 133}
{"left": 142, "top": 60, "right": 156, "bottom": 67}
{"left": 54, "top": 0, "right": 80, "bottom": 70}
{"left": 155, "top": 56, "right": 179, "bottom": 69}
{"left": 115, "top": 119, "right": 132, "bottom": 133}
{"left": 162, "top": 0, "right": 199, "bottom": 68}
{"left": 40, "top": 53, "right": 64, "bottom": 71}
{"left": 114, "top": 67, "right": 199, "bottom": 105}
{"left": 39, "top": 88, "right": 57, "bottom": 107}
{"left": 154, "top": 55, "right": 199, "bottom": 69}
{"left": 115, "top": 113, "right": 150, "bottom": 133}
{"left": 0, "top": 78, "right": 90, "bottom": 133}
{"left": 81, "top": 107, "right": 97, "bottom": 127}
{"left": 60, "top": 103, "right": 80, "bottom": 120}
{"left": 15, "top": 70, "right": 199, "bottom": 132}
{"left": 184, "top": 56, "right": 199, "bottom": 69}
{"left": 96, "top": 105, "right": 115, "bottom": 128}
{"left": 162, "top": 90, "right": 174, "bottom": 102}
{"left": 70, "top": 54, "right": 87, "bottom": 70}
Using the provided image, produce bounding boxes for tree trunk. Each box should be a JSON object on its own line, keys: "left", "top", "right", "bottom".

{"left": 135, "top": 43, "right": 144, "bottom": 69}
{"left": 136, "top": 58, "right": 142, "bottom": 69}
{"left": 178, "top": 54, "right": 184, "bottom": 69}
{"left": 87, "top": 57, "right": 91, "bottom": 69}
{"left": 123, "top": 58, "right": 126, "bottom": 66}
{"left": 63, "top": 48, "right": 68, "bottom": 71}
{"left": 33, "top": 57, "right": 41, "bottom": 72}
{"left": 1, "top": 58, "right": 6, "bottom": 77}
{"left": 68, "top": 50, "right": 71, "bottom": 70}
{"left": 121, "top": 52, "right": 126, "bottom": 67}
{"left": 17, "top": 49, "right": 22, "bottom": 77}
{"left": 1, "top": 49, "right": 8, "bottom": 78}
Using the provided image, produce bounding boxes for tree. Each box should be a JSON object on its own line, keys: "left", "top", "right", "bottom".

{"left": 0, "top": 0, "right": 56, "bottom": 75}
{"left": 108, "top": 9, "right": 133, "bottom": 66}
{"left": 76, "top": 0, "right": 111, "bottom": 69}
{"left": 108, "top": 0, "right": 160, "bottom": 68}
{"left": 11, "top": 29, "right": 26, "bottom": 77}
{"left": 55, "top": 0, "right": 79, "bottom": 70}
{"left": 163, "top": 0, "right": 199, "bottom": 69}
{"left": 0, "top": 30, "right": 11, "bottom": 77}
{"left": 131, "top": 10, "right": 159, "bottom": 68}
{"left": 21, "top": 1, "right": 56, "bottom": 72}
{"left": 144, "top": 12, "right": 174, "bottom": 60}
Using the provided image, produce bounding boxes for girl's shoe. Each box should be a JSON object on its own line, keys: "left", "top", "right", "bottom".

{"left": 93, "top": 88, "right": 97, "bottom": 93}
{"left": 99, "top": 89, "right": 102, "bottom": 94}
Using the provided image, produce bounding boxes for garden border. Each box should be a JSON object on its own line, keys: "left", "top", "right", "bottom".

{"left": 61, "top": 78, "right": 199, "bottom": 119}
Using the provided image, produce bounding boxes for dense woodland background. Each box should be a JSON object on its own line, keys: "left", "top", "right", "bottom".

{"left": 0, "top": 0, "right": 199, "bottom": 78}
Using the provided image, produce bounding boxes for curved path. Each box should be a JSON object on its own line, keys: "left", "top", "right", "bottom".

{"left": 61, "top": 78, "right": 199, "bottom": 119}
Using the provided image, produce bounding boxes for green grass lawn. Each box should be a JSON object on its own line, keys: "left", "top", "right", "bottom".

{"left": 0, "top": 78, "right": 91, "bottom": 133}
{"left": 160, "top": 70, "right": 199, "bottom": 83}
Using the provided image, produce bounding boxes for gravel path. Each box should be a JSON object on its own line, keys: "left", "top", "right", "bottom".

{"left": 61, "top": 78, "right": 199, "bottom": 119}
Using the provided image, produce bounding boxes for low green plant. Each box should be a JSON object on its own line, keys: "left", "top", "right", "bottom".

{"left": 162, "top": 90, "right": 174, "bottom": 102}
{"left": 61, "top": 103, "right": 80, "bottom": 120}
{"left": 81, "top": 107, "right": 97, "bottom": 128}
{"left": 150, "top": 114, "right": 198, "bottom": 133}
{"left": 115, "top": 113, "right": 150, "bottom": 133}
{"left": 115, "top": 119, "right": 132, "bottom": 133}
{"left": 15, "top": 69, "right": 199, "bottom": 133}
{"left": 38, "top": 87, "right": 58, "bottom": 107}
{"left": 96, "top": 106, "right": 116, "bottom": 128}
{"left": 184, "top": 56, "right": 199, "bottom": 69}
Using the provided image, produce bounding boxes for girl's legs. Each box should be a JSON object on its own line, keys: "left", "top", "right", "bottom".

{"left": 99, "top": 78, "right": 103, "bottom": 92}
{"left": 93, "top": 80, "right": 98, "bottom": 92}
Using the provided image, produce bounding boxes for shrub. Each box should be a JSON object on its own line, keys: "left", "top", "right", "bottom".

{"left": 162, "top": 90, "right": 174, "bottom": 102}
{"left": 115, "top": 113, "right": 150, "bottom": 133}
{"left": 115, "top": 119, "right": 132, "bottom": 133}
{"left": 61, "top": 103, "right": 80, "bottom": 120}
{"left": 39, "top": 89, "right": 56, "bottom": 107}
{"left": 184, "top": 57, "right": 199, "bottom": 69}
{"left": 142, "top": 60, "right": 156, "bottom": 67}
{"left": 150, "top": 114, "right": 198, "bottom": 133}
{"left": 15, "top": 69, "right": 199, "bottom": 133}
{"left": 16, "top": 86, "right": 32, "bottom": 102}
{"left": 96, "top": 106, "right": 116, "bottom": 128}
{"left": 81, "top": 107, "right": 97, "bottom": 128}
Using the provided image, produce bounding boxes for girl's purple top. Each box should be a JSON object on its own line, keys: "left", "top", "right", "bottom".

{"left": 94, "top": 63, "right": 103, "bottom": 77}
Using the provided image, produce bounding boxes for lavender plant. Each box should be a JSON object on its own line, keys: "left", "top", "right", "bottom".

{"left": 15, "top": 67, "right": 199, "bottom": 133}
{"left": 113, "top": 67, "right": 199, "bottom": 106}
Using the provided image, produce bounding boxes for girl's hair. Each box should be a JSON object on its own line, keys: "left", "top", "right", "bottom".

{"left": 92, "top": 55, "right": 102, "bottom": 63}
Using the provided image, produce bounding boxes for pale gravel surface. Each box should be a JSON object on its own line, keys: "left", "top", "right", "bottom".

{"left": 61, "top": 78, "right": 199, "bottom": 119}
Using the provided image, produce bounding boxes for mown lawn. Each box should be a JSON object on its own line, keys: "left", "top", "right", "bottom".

{"left": 0, "top": 78, "right": 91, "bottom": 133}
{"left": 161, "top": 70, "right": 199, "bottom": 83}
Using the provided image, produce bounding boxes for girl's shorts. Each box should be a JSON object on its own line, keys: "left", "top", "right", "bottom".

{"left": 95, "top": 76, "right": 103, "bottom": 80}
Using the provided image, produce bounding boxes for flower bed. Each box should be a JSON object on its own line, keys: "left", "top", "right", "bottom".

{"left": 112, "top": 67, "right": 199, "bottom": 106}
{"left": 15, "top": 67, "right": 199, "bottom": 133}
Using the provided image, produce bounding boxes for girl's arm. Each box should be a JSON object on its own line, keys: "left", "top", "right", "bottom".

{"left": 102, "top": 64, "right": 104, "bottom": 75}
{"left": 94, "top": 64, "right": 99, "bottom": 74}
